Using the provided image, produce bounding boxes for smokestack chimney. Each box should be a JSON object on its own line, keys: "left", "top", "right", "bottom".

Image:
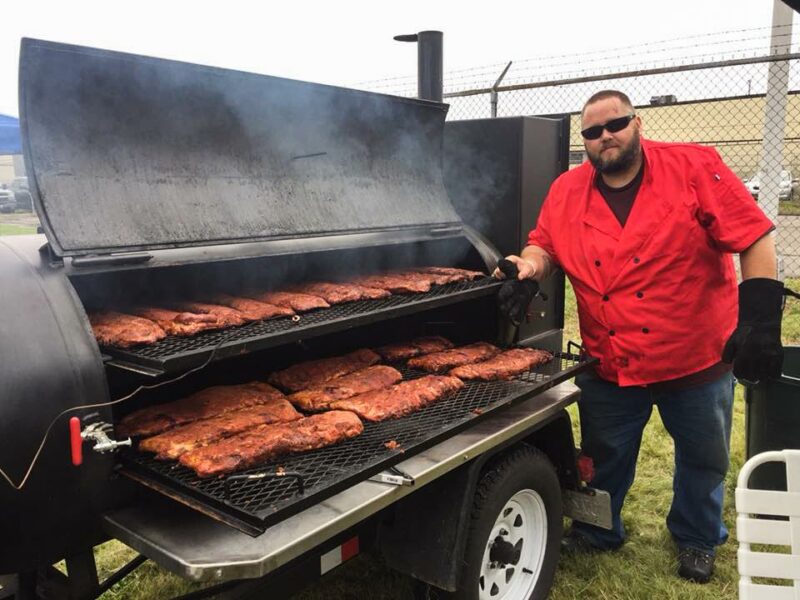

{"left": 394, "top": 31, "right": 443, "bottom": 102}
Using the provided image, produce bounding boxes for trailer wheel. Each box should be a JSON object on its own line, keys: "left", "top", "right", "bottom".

{"left": 457, "top": 445, "right": 562, "bottom": 600}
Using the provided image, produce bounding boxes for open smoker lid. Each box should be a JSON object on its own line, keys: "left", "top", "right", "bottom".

{"left": 19, "top": 39, "right": 462, "bottom": 258}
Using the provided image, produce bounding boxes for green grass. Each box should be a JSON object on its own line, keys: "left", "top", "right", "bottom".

{"left": 0, "top": 223, "right": 35, "bottom": 236}
{"left": 779, "top": 200, "right": 800, "bottom": 215}
{"left": 90, "top": 278, "right": 800, "bottom": 599}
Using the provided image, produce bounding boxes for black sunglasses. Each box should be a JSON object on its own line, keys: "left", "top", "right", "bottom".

{"left": 581, "top": 114, "right": 636, "bottom": 140}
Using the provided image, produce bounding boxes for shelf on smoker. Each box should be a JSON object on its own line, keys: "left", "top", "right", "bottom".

{"left": 103, "top": 277, "right": 502, "bottom": 376}
{"left": 118, "top": 351, "right": 597, "bottom": 536}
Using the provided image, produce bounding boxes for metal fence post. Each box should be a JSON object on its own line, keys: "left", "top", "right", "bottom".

{"left": 759, "top": 0, "right": 793, "bottom": 263}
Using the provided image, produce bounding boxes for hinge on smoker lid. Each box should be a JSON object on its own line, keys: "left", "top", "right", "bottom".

{"left": 38, "top": 241, "right": 63, "bottom": 268}
{"left": 71, "top": 253, "right": 154, "bottom": 268}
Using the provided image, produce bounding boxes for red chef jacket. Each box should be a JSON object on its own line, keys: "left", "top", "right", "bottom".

{"left": 528, "top": 138, "right": 774, "bottom": 386}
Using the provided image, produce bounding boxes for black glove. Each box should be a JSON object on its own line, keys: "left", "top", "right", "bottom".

{"left": 497, "top": 258, "right": 542, "bottom": 326}
{"left": 722, "top": 278, "right": 785, "bottom": 383}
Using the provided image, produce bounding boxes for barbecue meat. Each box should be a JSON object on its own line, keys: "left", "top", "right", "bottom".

{"left": 139, "top": 399, "right": 302, "bottom": 459}
{"left": 407, "top": 342, "right": 501, "bottom": 373}
{"left": 268, "top": 348, "right": 381, "bottom": 393}
{"left": 251, "top": 291, "right": 330, "bottom": 312}
{"left": 175, "top": 302, "right": 249, "bottom": 326}
{"left": 450, "top": 348, "right": 554, "bottom": 381}
{"left": 89, "top": 311, "right": 166, "bottom": 348}
{"left": 350, "top": 272, "right": 431, "bottom": 294}
{"left": 133, "top": 307, "right": 222, "bottom": 337}
{"left": 179, "top": 410, "right": 364, "bottom": 477}
{"left": 416, "top": 266, "right": 484, "bottom": 281}
{"left": 289, "top": 281, "right": 389, "bottom": 304}
{"left": 288, "top": 365, "right": 402, "bottom": 411}
{"left": 329, "top": 375, "right": 464, "bottom": 421}
{"left": 117, "top": 382, "right": 285, "bottom": 437}
{"left": 375, "top": 336, "right": 455, "bottom": 361}
{"left": 211, "top": 294, "right": 295, "bottom": 320}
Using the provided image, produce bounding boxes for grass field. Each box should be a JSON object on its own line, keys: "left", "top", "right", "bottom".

{"left": 0, "top": 222, "right": 35, "bottom": 236}
{"left": 82, "top": 278, "right": 800, "bottom": 599}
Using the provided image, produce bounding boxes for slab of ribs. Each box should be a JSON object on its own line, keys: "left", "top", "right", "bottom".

{"left": 211, "top": 294, "right": 295, "bottom": 320}
{"left": 117, "top": 382, "right": 285, "bottom": 438}
{"left": 450, "top": 348, "right": 554, "bottom": 381}
{"left": 139, "top": 398, "right": 303, "bottom": 460}
{"left": 375, "top": 335, "right": 455, "bottom": 362}
{"left": 268, "top": 348, "right": 381, "bottom": 393}
{"left": 251, "top": 291, "right": 330, "bottom": 312}
{"left": 132, "top": 307, "right": 224, "bottom": 337}
{"left": 407, "top": 342, "right": 501, "bottom": 373}
{"left": 89, "top": 311, "right": 166, "bottom": 348}
{"left": 289, "top": 282, "right": 390, "bottom": 303}
{"left": 329, "top": 375, "right": 465, "bottom": 422}
{"left": 179, "top": 410, "right": 364, "bottom": 477}
{"left": 288, "top": 365, "right": 403, "bottom": 412}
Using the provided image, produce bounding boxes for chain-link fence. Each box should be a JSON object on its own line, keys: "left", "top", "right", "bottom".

{"left": 363, "top": 24, "right": 800, "bottom": 281}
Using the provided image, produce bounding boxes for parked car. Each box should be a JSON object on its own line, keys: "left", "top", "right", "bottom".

{"left": 745, "top": 169, "right": 797, "bottom": 201}
{"left": 0, "top": 186, "right": 16, "bottom": 213}
{"left": 9, "top": 177, "right": 32, "bottom": 211}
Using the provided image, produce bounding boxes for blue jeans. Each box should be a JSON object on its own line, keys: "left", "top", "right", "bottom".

{"left": 572, "top": 371, "right": 734, "bottom": 554}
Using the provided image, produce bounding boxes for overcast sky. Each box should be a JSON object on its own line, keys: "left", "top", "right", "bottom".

{"left": 1, "top": 0, "right": 796, "bottom": 116}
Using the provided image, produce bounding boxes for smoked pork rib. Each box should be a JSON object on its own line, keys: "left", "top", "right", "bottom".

{"left": 329, "top": 375, "right": 464, "bottom": 422}
{"left": 407, "top": 342, "right": 501, "bottom": 373}
{"left": 288, "top": 365, "right": 402, "bottom": 412}
{"left": 89, "top": 311, "right": 167, "bottom": 348}
{"left": 350, "top": 273, "right": 431, "bottom": 294}
{"left": 375, "top": 336, "right": 455, "bottom": 362}
{"left": 179, "top": 410, "right": 364, "bottom": 477}
{"left": 268, "top": 348, "right": 381, "bottom": 393}
{"left": 139, "top": 399, "right": 302, "bottom": 459}
{"left": 211, "top": 294, "right": 295, "bottom": 320}
{"left": 251, "top": 291, "right": 330, "bottom": 312}
{"left": 174, "top": 302, "right": 249, "bottom": 326}
{"left": 450, "top": 348, "right": 554, "bottom": 381}
{"left": 133, "top": 307, "right": 223, "bottom": 337}
{"left": 416, "top": 266, "right": 484, "bottom": 281}
{"left": 117, "top": 382, "right": 285, "bottom": 437}
{"left": 289, "top": 281, "right": 390, "bottom": 304}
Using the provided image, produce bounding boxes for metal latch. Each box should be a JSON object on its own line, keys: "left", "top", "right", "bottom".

{"left": 369, "top": 466, "right": 414, "bottom": 487}
{"left": 69, "top": 418, "right": 131, "bottom": 465}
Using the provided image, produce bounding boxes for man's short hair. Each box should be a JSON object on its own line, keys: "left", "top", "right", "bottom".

{"left": 582, "top": 90, "right": 634, "bottom": 118}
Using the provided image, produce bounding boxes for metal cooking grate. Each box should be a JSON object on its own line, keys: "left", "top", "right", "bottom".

{"left": 119, "top": 352, "right": 596, "bottom": 535}
{"left": 105, "top": 278, "right": 500, "bottom": 375}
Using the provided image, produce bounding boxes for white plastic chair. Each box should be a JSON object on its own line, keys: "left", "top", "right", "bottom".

{"left": 736, "top": 450, "right": 800, "bottom": 599}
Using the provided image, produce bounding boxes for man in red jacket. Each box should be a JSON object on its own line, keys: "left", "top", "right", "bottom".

{"left": 496, "top": 90, "right": 785, "bottom": 583}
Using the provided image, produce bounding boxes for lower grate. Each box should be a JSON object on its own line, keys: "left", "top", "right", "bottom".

{"left": 119, "top": 352, "right": 596, "bottom": 535}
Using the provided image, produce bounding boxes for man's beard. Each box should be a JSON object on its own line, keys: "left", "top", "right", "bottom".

{"left": 587, "top": 129, "right": 641, "bottom": 174}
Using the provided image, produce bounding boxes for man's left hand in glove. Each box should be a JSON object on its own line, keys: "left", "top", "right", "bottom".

{"left": 722, "top": 277, "right": 785, "bottom": 383}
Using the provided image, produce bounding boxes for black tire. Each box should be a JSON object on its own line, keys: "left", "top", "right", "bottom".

{"left": 454, "top": 445, "right": 562, "bottom": 600}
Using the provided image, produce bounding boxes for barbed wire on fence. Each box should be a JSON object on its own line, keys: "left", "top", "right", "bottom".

{"left": 355, "top": 25, "right": 800, "bottom": 278}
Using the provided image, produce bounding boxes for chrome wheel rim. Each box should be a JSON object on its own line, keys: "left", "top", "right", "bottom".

{"left": 478, "top": 489, "right": 547, "bottom": 600}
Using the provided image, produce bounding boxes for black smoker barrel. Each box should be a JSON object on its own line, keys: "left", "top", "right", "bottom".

{"left": 745, "top": 345, "right": 800, "bottom": 490}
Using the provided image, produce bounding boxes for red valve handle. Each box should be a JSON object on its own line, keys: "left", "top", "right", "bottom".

{"left": 69, "top": 417, "right": 83, "bottom": 466}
